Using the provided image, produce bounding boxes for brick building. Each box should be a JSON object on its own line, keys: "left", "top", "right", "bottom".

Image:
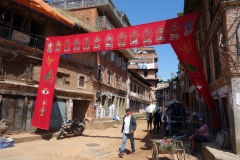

{"left": 128, "top": 47, "right": 159, "bottom": 103}
{"left": 0, "top": 0, "right": 96, "bottom": 131}
{"left": 50, "top": 0, "right": 135, "bottom": 117}
{"left": 127, "top": 70, "right": 151, "bottom": 113}
{"left": 156, "top": 82, "right": 170, "bottom": 107}
{"left": 184, "top": 0, "right": 240, "bottom": 154}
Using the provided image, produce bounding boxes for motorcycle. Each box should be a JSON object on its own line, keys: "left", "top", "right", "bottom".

{"left": 56, "top": 117, "right": 87, "bottom": 140}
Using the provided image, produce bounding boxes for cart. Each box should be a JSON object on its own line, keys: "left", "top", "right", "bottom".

{"left": 150, "top": 138, "right": 185, "bottom": 160}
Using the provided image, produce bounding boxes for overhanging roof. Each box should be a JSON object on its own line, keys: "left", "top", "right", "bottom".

{"left": 13, "top": 0, "right": 75, "bottom": 28}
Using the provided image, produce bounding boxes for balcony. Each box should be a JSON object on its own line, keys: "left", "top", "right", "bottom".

{"left": 128, "top": 63, "right": 158, "bottom": 69}
{"left": 0, "top": 21, "right": 44, "bottom": 51}
{"left": 50, "top": 0, "right": 128, "bottom": 27}
{"left": 129, "top": 58, "right": 148, "bottom": 63}
{"left": 130, "top": 92, "right": 149, "bottom": 101}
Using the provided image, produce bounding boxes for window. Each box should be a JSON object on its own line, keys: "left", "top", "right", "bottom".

{"left": 122, "top": 61, "right": 127, "bottom": 70}
{"left": 144, "top": 70, "right": 148, "bottom": 77}
{"left": 78, "top": 74, "right": 86, "bottom": 88}
{"left": 119, "top": 57, "right": 123, "bottom": 66}
{"left": 107, "top": 70, "right": 113, "bottom": 85}
{"left": 115, "top": 74, "right": 120, "bottom": 88}
{"left": 212, "top": 36, "right": 221, "bottom": 79}
{"left": 115, "top": 55, "right": 122, "bottom": 66}
{"left": 97, "top": 65, "right": 104, "bottom": 81}
{"left": 56, "top": 72, "right": 70, "bottom": 85}
{"left": 108, "top": 51, "right": 115, "bottom": 61}
{"left": 122, "top": 78, "right": 126, "bottom": 90}
{"left": 206, "top": 53, "right": 212, "bottom": 84}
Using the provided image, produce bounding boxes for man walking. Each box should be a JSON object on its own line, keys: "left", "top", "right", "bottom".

{"left": 118, "top": 108, "right": 137, "bottom": 158}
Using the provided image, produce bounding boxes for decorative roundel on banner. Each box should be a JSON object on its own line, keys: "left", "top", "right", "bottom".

{"left": 184, "top": 19, "right": 194, "bottom": 36}
{"left": 46, "top": 40, "right": 54, "bottom": 53}
{"left": 83, "top": 37, "right": 91, "bottom": 51}
{"left": 142, "top": 28, "right": 153, "bottom": 45}
{"left": 105, "top": 34, "right": 114, "bottom": 49}
{"left": 40, "top": 99, "right": 47, "bottom": 116}
{"left": 169, "top": 22, "right": 181, "bottom": 40}
{"left": 64, "top": 39, "right": 71, "bottom": 52}
{"left": 73, "top": 39, "right": 80, "bottom": 52}
{"left": 93, "top": 36, "right": 101, "bottom": 50}
{"left": 194, "top": 83, "right": 204, "bottom": 90}
{"left": 130, "top": 30, "right": 139, "bottom": 46}
{"left": 55, "top": 40, "right": 62, "bottom": 53}
{"left": 117, "top": 32, "right": 127, "bottom": 47}
{"left": 155, "top": 26, "right": 166, "bottom": 42}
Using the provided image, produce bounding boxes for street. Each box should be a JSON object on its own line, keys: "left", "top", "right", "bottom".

{"left": 0, "top": 119, "right": 204, "bottom": 160}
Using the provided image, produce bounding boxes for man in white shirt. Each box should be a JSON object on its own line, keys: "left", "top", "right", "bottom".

{"left": 118, "top": 108, "right": 137, "bottom": 158}
{"left": 161, "top": 109, "right": 171, "bottom": 137}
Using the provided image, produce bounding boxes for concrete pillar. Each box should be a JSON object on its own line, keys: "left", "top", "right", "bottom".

{"left": 66, "top": 99, "right": 73, "bottom": 120}
{"left": 229, "top": 77, "right": 240, "bottom": 153}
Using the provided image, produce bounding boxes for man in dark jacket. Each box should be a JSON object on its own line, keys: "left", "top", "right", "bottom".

{"left": 118, "top": 108, "right": 137, "bottom": 158}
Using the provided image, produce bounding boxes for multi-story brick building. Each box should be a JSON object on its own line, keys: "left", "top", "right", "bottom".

{"left": 50, "top": 0, "right": 134, "bottom": 117}
{"left": 0, "top": 0, "right": 96, "bottom": 131}
{"left": 127, "top": 70, "right": 151, "bottom": 113}
{"left": 128, "top": 47, "right": 159, "bottom": 103}
{"left": 156, "top": 82, "right": 170, "bottom": 107}
{"left": 184, "top": 0, "right": 240, "bottom": 154}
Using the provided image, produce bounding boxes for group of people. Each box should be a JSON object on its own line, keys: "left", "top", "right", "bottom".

{"left": 146, "top": 105, "right": 171, "bottom": 137}
{"left": 117, "top": 106, "right": 210, "bottom": 158}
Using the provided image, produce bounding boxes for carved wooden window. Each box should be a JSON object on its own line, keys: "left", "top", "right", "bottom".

{"left": 122, "top": 61, "right": 127, "bottom": 70}
{"left": 97, "top": 65, "right": 104, "bottom": 81}
{"left": 115, "top": 74, "right": 120, "bottom": 88}
{"left": 107, "top": 70, "right": 113, "bottom": 85}
{"left": 108, "top": 51, "right": 115, "bottom": 62}
{"left": 115, "top": 55, "right": 122, "bottom": 66}
{"left": 212, "top": 36, "right": 221, "bottom": 79}
{"left": 78, "top": 74, "right": 86, "bottom": 88}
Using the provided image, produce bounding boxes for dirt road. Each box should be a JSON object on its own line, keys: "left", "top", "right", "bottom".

{"left": 0, "top": 119, "right": 204, "bottom": 160}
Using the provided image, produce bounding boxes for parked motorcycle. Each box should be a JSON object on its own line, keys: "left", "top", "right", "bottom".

{"left": 56, "top": 117, "right": 87, "bottom": 140}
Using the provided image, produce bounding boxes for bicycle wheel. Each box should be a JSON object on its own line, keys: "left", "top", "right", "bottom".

{"left": 176, "top": 149, "right": 185, "bottom": 160}
{"left": 151, "top": 142, "right": 159, "bottom": 160}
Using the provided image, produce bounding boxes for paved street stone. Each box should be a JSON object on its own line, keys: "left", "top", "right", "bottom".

{"left": 0, "top": 119, "right": 204, "bottom": 160}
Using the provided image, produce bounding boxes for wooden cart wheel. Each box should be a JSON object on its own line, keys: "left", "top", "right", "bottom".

{"left": 151, "top": 142, "right": 159, "bottom": 160}
{"left": 176, "top": 149, "right": 185, "bottom": 160}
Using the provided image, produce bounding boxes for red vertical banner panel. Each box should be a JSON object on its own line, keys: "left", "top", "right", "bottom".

{"left": 31, "top": 53, "right": 60, "bottom": 130}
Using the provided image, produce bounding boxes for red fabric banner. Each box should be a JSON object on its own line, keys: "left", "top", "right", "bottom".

{"left": 31, "top": 11, "right": 219, "bottom": 130}
{"left": 43, "top": 12, "right": 199, "bottom": 54}
{"left": 32, "top": 54, "right": 60, "bottom": 129}
{"left": 171, "top": 37, "right": 220, "bottom": 128}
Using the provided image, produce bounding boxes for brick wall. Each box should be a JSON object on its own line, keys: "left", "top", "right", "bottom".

{"left": 95, "top": 51, "right": 128, "bottom": 91}
{"left": 33, "top": 63, "right": 94, "bottom": 93}
{"left": 72, "top": 8, "right": 98, "bottom": 27}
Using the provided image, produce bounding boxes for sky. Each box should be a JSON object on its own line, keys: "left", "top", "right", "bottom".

{"left": 113, "top": 0, "right": 185, "bottom": 81}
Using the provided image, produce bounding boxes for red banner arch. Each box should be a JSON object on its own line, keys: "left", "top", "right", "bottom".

{"left": 32, "top": 12, "right": 220, "bottom": 130}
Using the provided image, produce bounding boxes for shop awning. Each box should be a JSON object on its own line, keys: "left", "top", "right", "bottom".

{"left": 165, "top": 99, "right": 182, "bottom": 106}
